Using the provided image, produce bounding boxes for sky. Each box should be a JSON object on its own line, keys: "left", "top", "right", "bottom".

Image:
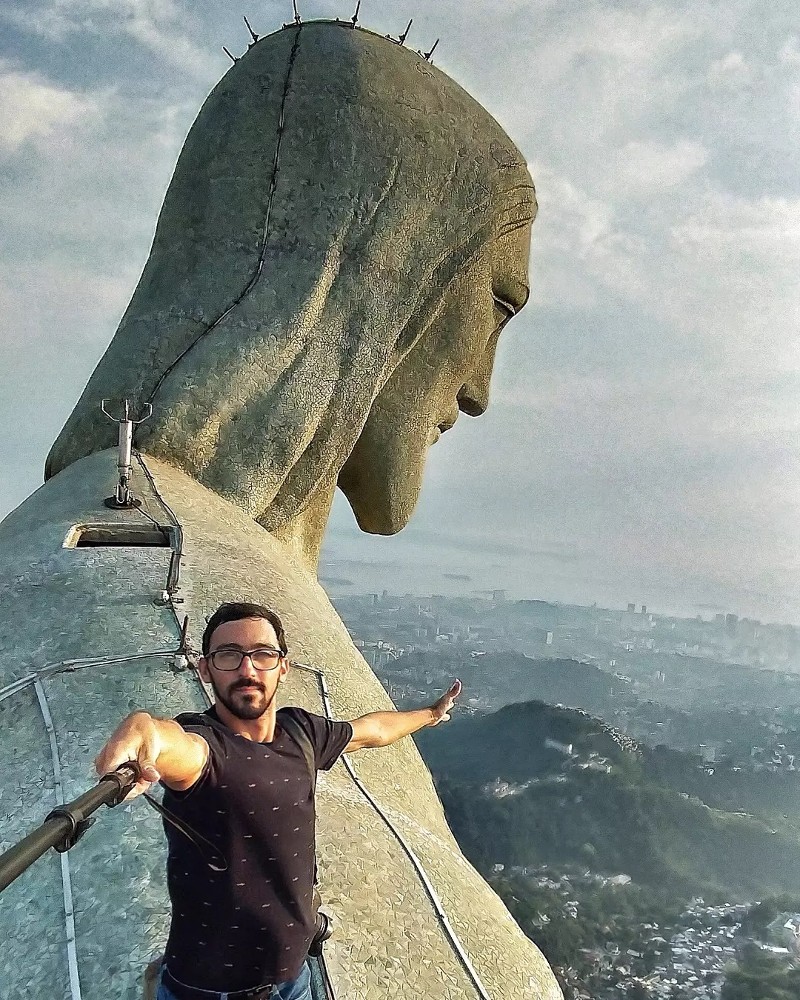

{"left": 0, "top": 1, "right": 798, "bottom": 623}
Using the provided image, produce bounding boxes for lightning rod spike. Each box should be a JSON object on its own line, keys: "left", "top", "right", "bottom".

{"left": 243, "top": 15, "right": 259, "bottom": 44}
{"left": 292, "top": 0, "right": 301, "bottom": 24}
{"left": 399, "top": 19, "right": 413, "bottom": 45}
{"left": 222, "top": 45, "right": 238, "bottom": 64}
{"left": 424, "top": 38, "right": 439, "bottom": 61}
{"left": 351, "top": 1, "right": 360, "bottom": 27}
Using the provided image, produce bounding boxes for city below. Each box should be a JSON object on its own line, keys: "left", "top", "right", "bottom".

{"left": 327, "top": 587, "right": 800, "bottom": 999}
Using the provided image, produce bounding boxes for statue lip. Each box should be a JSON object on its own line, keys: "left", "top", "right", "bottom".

{"left": 437, "top": 406, "right": 460, "bottom": 434}
{"left": 432, "top": 409, "right": 460, "bottom": 444}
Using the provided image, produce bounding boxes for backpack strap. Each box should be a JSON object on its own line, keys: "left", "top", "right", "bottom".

{"left": 143, "top": 791, "right": 228, "bottom": 871}
{"left": 278, "top": 712, "right": 317, "bottom": 795}
{"left": 277, "top": 711, "right": 324, "bottom": 916}
{"left": 145, "top": 711, "right": 232, "bottom": 871}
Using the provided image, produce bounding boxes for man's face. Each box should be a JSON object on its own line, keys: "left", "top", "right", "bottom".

{"left": 198, "top": 616, "right": 288, "bottom": 721}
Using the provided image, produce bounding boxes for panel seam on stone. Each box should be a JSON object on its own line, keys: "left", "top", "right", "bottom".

{"left": 34, "top": 678, "right": 83, "bottom": 1000}
{"left": 139, "top": 24, "right": 306, "bottom": 421}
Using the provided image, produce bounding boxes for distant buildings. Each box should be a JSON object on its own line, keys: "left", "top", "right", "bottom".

{"left": 334, "top": 589, "right": 800, "bottom": 768}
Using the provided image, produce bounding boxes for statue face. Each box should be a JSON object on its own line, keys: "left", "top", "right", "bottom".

{"left": 338, "top": 221, "right": 532, "bottom": 534}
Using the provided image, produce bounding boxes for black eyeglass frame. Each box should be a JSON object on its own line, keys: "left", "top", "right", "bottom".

{"left": 207, "top": 646, "right": 287, "bottom": 672}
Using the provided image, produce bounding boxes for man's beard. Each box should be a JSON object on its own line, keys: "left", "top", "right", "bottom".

{"left": 211, "top": 677, "right": 278, "bottom": 721}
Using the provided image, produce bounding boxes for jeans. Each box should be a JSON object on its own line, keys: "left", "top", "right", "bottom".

{"left": 157, "top": 961, "right": 312, "bottom": 1000}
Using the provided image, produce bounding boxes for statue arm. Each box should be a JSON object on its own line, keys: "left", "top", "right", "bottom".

{"left": 94, "top": 711, "right": 209, "bottom": 796}
{"left": 344, "top": 680, "right": 462, "bottom": 751}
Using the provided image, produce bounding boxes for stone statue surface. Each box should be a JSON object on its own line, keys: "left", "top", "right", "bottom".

{"left": 0, "top": 21, "right": 559, "bottom": 1000}
{"left": 46, "top": 19, "right": 535, "bottom": 568}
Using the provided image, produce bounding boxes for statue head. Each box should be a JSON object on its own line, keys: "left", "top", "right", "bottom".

{"left": 45, "top": 21, "right": 536, "bottom": 564}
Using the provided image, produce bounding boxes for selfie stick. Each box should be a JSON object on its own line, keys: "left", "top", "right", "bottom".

{"left": 0, "top": 763, "right": 139, "bottom": 894}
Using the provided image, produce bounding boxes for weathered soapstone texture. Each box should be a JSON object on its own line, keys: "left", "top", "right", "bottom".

{"left": 0, "top": 456, "right": 176, "bottom": 686}
{"left": 0, "top": 453, "right": 561, "bottom": 999}
{"left": 46, "top": 21, "right": 535, "bottom": 559}
{"left": 0, "top": 687, "right": 69, "bottom": 998}
{"left": 0, "top": 467, "right": 201, "bottom": 998}
{"left": 1, "top": 19, "right": 557, "bottom": 1000}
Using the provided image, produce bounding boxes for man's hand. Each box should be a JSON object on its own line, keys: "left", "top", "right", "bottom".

{"left": 345, "top": 679, "right": 463, "bottom": 751}
{"left": 429, "top": 679, "right": 462, "bottom": 726}
{"left": 95, "top": 711, "right": 209, "bottom": 796}
{"left": 95, "top": 712, "right": 162, "bottom": 799}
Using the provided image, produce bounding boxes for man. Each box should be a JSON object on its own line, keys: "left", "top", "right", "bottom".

{"left": 95, "top": 602, "right": 461, "bottom": 1000}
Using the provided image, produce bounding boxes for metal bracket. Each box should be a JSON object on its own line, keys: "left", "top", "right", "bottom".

{"left": 154, "top": 590, "right": 185, "bottom": 608}
{"left": 45, "top": 809, "right": 95, "bottom": 853}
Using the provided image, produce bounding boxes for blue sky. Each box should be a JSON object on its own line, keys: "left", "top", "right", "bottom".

{"left": 1, "top": 1, "right": 798, "bottom": 622}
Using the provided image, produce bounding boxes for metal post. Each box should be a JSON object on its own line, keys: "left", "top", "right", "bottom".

{"left": 101, "top": 400, "right": 152, "bottom": 509}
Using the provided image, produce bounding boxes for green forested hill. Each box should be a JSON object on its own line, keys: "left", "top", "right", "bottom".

{"left": 416, "top": 699, "right": 636, "bottom": 782}
{"left": 415, "top": 701, "right": 800, "bottom": 901}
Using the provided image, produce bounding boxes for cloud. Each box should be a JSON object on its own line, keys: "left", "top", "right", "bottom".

{"left": 0, "top": 0, "right": 209, "bottom": 78}
{"left": 111, "top": 0, "right": 210, "bottom": 76}
{"left": 673, "top": 190, "right": 800, "bottom": 260}
{"left": 0, "top": 61, "right": 99, "bottom": 154}
{"left": 0, "top": 56, "right": 200, "bottom": 514}
{"left": 524, "top": 4, "right": 706, "bottom": 86}
{"left": 668, "top": 190, "right": 800, "bottom": 367}
{"left": 526, "top": 164, "right": 638, "bottom": 310}
{"left": 707, "top": 51, "right": 755, "bottom": 89}
{"left": 614, "top": 139, "right": 709, "bottom": 196}
{"left": 779, "top": 35, "right": 800, "bottom": 65}
{"left": 523, "top": 146, "right": 800, "bottom": 390}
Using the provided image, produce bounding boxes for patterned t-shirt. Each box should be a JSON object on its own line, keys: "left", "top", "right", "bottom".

{"left": 160, "top": 705, "right": 352, "bottom": 993}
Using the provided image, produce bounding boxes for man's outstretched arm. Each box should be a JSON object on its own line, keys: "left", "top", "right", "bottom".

{"left": 95, "top": 711, "right": 209, "bottom": 797}
{"left": 344, "top": 679, "right": 461, "bottom": 752}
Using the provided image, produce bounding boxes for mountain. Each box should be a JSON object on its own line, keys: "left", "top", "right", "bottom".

{"left": 394, "top": 649, "right": 631, "bottom": 716}
{"left": 415, "top": 700, "right": 800, "bottom": 901}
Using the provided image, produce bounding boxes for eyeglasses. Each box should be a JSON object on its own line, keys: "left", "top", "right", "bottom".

{"left": 208, "top": 646, "right": 285, "bottom": 671}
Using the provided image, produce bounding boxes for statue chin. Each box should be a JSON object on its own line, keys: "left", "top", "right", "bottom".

{"left": 338, "top": 436, "right": 426, "bottom": 537}
{"left": 342, "top": 495, "right": 411, "bottom": 537}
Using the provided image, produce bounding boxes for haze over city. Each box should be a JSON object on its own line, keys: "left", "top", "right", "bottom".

{"left": 1, "top": 0, "right": 797, "bottom": 622}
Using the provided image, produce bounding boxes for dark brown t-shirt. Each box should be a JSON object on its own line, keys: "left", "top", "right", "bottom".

{"left": 161, "top": 706, "right": 352, "bottom": 992}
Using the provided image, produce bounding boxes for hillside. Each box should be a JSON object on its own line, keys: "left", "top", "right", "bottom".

{"left": 393, "top": 649, "right": 631, "bottom": 717}
{"left": 415, "top": 701, "right": 800, "bottom": 901}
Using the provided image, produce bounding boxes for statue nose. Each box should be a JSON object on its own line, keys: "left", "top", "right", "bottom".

{"left": 457, "top": 378, "right": 489, "bottom": 417}
{"left": 458, "top": 325, "right": 500, "bottom": 417}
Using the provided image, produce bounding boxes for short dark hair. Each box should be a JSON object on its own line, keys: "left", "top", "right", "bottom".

{"left": 202, "top": 602, "right": 288, "bottom": 656}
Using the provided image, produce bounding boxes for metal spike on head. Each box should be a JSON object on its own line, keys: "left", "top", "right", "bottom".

{"left": 222, "top": 45, "right": 238, "bottom": 64}
{"left": 292, "top": 0, "right": 301, "bottom": 24}
{"left": 399, "top": 19, "right": 413, "bottom": 45}
{"left": 351, "top": 1, "right": 360, "bottom": 27}
{"left": 243, "top": 15, "right": 259, "bottom": 45}
{"left": 424, "top": 38, "right": 439, "bottom": 61}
